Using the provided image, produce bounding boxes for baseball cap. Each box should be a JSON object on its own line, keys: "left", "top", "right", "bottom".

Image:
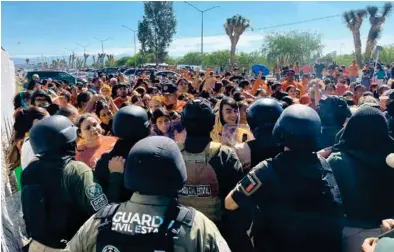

{"left": 162, "top": 82, "right": 178, "bottom": 94}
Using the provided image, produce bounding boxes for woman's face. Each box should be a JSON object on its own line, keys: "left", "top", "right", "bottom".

{"left": 221, "top": 104, "right": 238, "bottom": 125}
{"left": 80, "top": 117, "right": 102, "bottom": 144}
{"left": 149, "top": 99, "right": 162, "bottom": 112}
{"left": 156, "top": 116, "right": 171, "bottom": 134}
{"left": 288, "top": 87, "right": 296, "bottom": 98}
{"left": 102, "top": 89, "right": 111, "bottom": 97}
{"left": 295, "top": 90, "right": 301, "bottom": 99}
{"left": 99, "top": 107, "right": 113, "bottom": 125}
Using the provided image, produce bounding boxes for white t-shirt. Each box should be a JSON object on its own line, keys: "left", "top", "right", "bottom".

{"left": 21, "top": 138, "right": 36, "bottom": 170}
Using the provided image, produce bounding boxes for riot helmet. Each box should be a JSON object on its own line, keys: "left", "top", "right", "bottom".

{"left": 29, "top": 115, "right": 77, "bottom": 155}
{"left": 247, "top": 98, "right": 283, "bottom": 134}
{"left": 273, "top": 104, "right": 322, "bottom": 151}
{"left": 124, "top": 136, "right": 187, "bottom": 196}
{"left": 181, "top": 98, "right": 215, "bottom": 135}
{"left": 112, "top": 105, "right": 150, "bottom": 140}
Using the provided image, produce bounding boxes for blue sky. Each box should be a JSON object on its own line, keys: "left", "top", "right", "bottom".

{"left": 2, "top": 1, "right": 394, "bottom": 61}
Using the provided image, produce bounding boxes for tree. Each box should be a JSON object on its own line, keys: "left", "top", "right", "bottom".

{"left": 179, "top": 52, "right": 203, "bottom": 65}
{"left": 343, "top": 9, "right": 367, "bottom": 66}
{"left": 138, "top": 1, "right": 177, "bottom": 65}
{"left": 262, "top": 31, "right": 323, "bottom": 66}
{"left": 206, "top": 50, "right": 231, "bottom": 68}
{"left": 138, "top": 18, "right": 152, "bottom": 65}
{"left": 364, "top": 3, "right": 393, "bottom": 61}
{"left": 224, "top": 15, "right": 251, "bottom": 66}
{"left": 83, "top": 53, "right": 89, "bottom": 68}
{"left": 379, "top": 45, "right": 394, "bottom": 64}
{"left": 25, "top": 58, "right": 30, "bottom": 65}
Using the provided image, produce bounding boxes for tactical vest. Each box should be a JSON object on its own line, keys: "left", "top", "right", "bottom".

{"left": 95, "top": 202, "right": 194, "bottom": 252}
{"left": 21, "top": 160, "right": 90, "bottom": 249}
{"left": 177, "top": 142, "right": 222, "bottom": 222}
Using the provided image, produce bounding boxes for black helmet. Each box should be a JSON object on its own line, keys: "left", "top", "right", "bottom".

{"left": 247, "top": 98, "right": 283, "bottom": 132}
{"left": 273, "top": 104, "right": 322, "bottom": 151}
{"left": 29, "top": 115, "right": 77, "bottom": 155}
{"left": 181, "top": 98, "right": 215, "bottom": 135}
{"left": 124, "top": 136, "right": 187, "bottom": 196}
{"left": 318, "top": 95, "right": 351, "bottom": 127}
{"left": 112, "top": 105, "right": 150, "bottom": 140}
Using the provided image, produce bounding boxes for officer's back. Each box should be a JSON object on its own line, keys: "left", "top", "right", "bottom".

{"left": 225, "top": 105, "right": 344, "bottom": 252}
{"left": 22, "top": 116, "right": 108, "bottom": 251}
{"left": 64, "top": 136, "right": 230, "bottom": 252}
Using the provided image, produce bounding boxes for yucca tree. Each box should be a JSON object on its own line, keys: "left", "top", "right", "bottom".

{"left": 224, "top": 15, "right": 251, "bottom": 66}
{"left": 343, "top": 9, "right": 367, "bottom": 66}
{"left": 25, "top": 58, "right": 30, "bottom": 65}
{"left": 92, "top": 55, "right": 96, "bottom": 67}
{"left": 83, "top": 53, "right": 89, "bottom": 68}
{"left": 68, "top": 55, "right": 72, "bottom": 69}
{"left": 364, "top": 3, "right": 393, "bottom": 61}
{"left": 71, "top": 53, "right": 76, "bottom": 69}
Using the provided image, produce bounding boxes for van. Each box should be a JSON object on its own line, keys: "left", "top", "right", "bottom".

{"left": 26, "top": 70, "right": 87, "bottom": 85}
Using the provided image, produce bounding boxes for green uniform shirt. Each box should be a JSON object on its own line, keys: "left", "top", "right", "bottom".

{"left": 62, "top": 161, "right": 108, "bottom": 215}
{"left": 62, "top": 194, "right": 230, "bottom": 252}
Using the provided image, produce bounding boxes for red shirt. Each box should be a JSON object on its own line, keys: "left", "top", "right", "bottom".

{"left": 335, "top": 84, "right": 349, "bottom": 96}
{"left": 114, "top": 97, "right": 129, "bottom": 108}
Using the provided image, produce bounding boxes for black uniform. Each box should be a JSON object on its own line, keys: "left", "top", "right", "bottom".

{"left": 21, "top": 115, "right": 108, "bottom": 249}
{"left": 95, "top": 105, "right": 151, "bottom": 203}
{"left": 229, "top": 105, "right": 344, "bottom": 252}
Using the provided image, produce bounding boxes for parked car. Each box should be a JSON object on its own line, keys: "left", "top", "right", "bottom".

{"left": 26, "top": 70, "right": 87, "bottom": 85}
{"left": 100, "top": 67, "right": 119, "bottom": 76}
{"left": 155, "top": 71, "right": 179, "bottom": 78}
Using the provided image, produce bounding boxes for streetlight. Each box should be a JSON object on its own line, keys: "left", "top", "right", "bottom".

{"left": 76, "top": 43, "right": 92, "bottom": 55}
{"left": 94, "top": 37, "right": 110, "bottom": 67}
{"left": 184, "top": 1, "right": 220, "bottom": 68}
{"left": 121, "top": 25, "right": 137, "bottom": 62}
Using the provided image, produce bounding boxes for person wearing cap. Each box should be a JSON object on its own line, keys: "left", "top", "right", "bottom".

{"left": 31, "top": 89, "right": 53, "bottom": 109}
{"left": 281, "top": 69, "right": 304, "bottom": 95}
{"left": 271, "top": 81, "right": 288, "bottom": 101}
{"left": 21, "top": 116, "right": 109, "bottom": 251}
{"left": 113, "top": 83, "right": 129, "bottom": 108}
{"left": 63, "top": 136, "right": 231, "bottom": 252}
{"left": 225, "top": 104, "right": 344, "bottom": 252}
{"left": 32, "top": 73, "right": 40, "bottom": 82}
{"left": 162, "top": 82, "right": 186, "bottom": 120}
{"left": 314, "top": 60, "right": 325, "bottom": 80}
{"left": 327, "top": 106, "right": 394, "bottom": 252}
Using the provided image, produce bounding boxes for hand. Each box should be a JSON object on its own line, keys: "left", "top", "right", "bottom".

{"left": 109, "top": 156, "right": 126, "bottom": 174}
{"left": 317, "top": 147, "right": 333, "bottom": 158}
{"left": 381, "top": 219, "right": 394, "bottom": 234}
{"left": 362, "top": 237, "right": 378, "bottom": 252}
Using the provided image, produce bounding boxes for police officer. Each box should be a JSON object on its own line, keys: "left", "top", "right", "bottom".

{"left": 179, "top": 98, "right": 250, "bottom": 251}
{"left": 21, "top": 115, "right": 109, "bottom": 251}
{"left": 63, "top": 136, "right": 231, "bottom": 252}
{"left": 235, "top": 98, "right": 284, "bottom": 171}
{"left": 225, "top": 104, "right": 344, "bottom": 252}
{"left": 95, "top": 105, "right": 151, "bottom": 203}
{"left": 162, "top": 82, "right": 186, "bottom": 120}
{"left": 317, "top": 95, "right": 351, "bottom": 149}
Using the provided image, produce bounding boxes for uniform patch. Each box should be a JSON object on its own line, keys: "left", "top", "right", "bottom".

{"left": 111, "top": 211, "right": 164, "bottom": 234}
{"left": 179, "top": 185, "right": 211, "bottom": 197}
{"left": 238, "top": 172, "right": 262, "bottom": 196}
{"left": 85, "top": 183, "right": 108, "bottom": 211}
{"left": 102, "top": 245, "right": 120, "bottom": 252}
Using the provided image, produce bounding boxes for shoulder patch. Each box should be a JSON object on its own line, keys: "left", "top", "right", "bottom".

{"left": 238, "top": 171, "right": 262, "bottom": 196}
{"left": 85, "top": 183, "right": 108, "bottom": 211}
{"left": 102, "top": 245, "right": 120, "bottom": 252}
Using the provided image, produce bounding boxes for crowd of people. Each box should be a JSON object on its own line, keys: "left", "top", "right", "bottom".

{"left": 4, "top": 59, "right": 394, "bottom": 252}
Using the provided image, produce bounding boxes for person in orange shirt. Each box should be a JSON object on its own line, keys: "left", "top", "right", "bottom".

{"left": 348, "top": 59, "right": 359, "bottom": 83}
{"left": 251, "top": 71, "right": 266, "bottom": 95}
{"left": 281, "top": 69, "right": 304, "bottom": 95}
{"left": 294, "top": 62, "right": 301, "bottom": 81}
{"left": 113, "top": 83, "right": 129, "bottom": 108}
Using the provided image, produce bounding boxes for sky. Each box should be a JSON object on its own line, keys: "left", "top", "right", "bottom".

{"left": 1, "top": 1, "right": 394, "bottom": 62}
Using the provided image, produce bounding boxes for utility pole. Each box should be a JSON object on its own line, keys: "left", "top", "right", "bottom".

{"left": 121, "top": 25, "right": 137, "bottom": 67}
{"left": 184, "top": 2, "right": 220, "bottom": 68}
{"left": 94, "top": 37, "right": 110, "bottom": 67}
